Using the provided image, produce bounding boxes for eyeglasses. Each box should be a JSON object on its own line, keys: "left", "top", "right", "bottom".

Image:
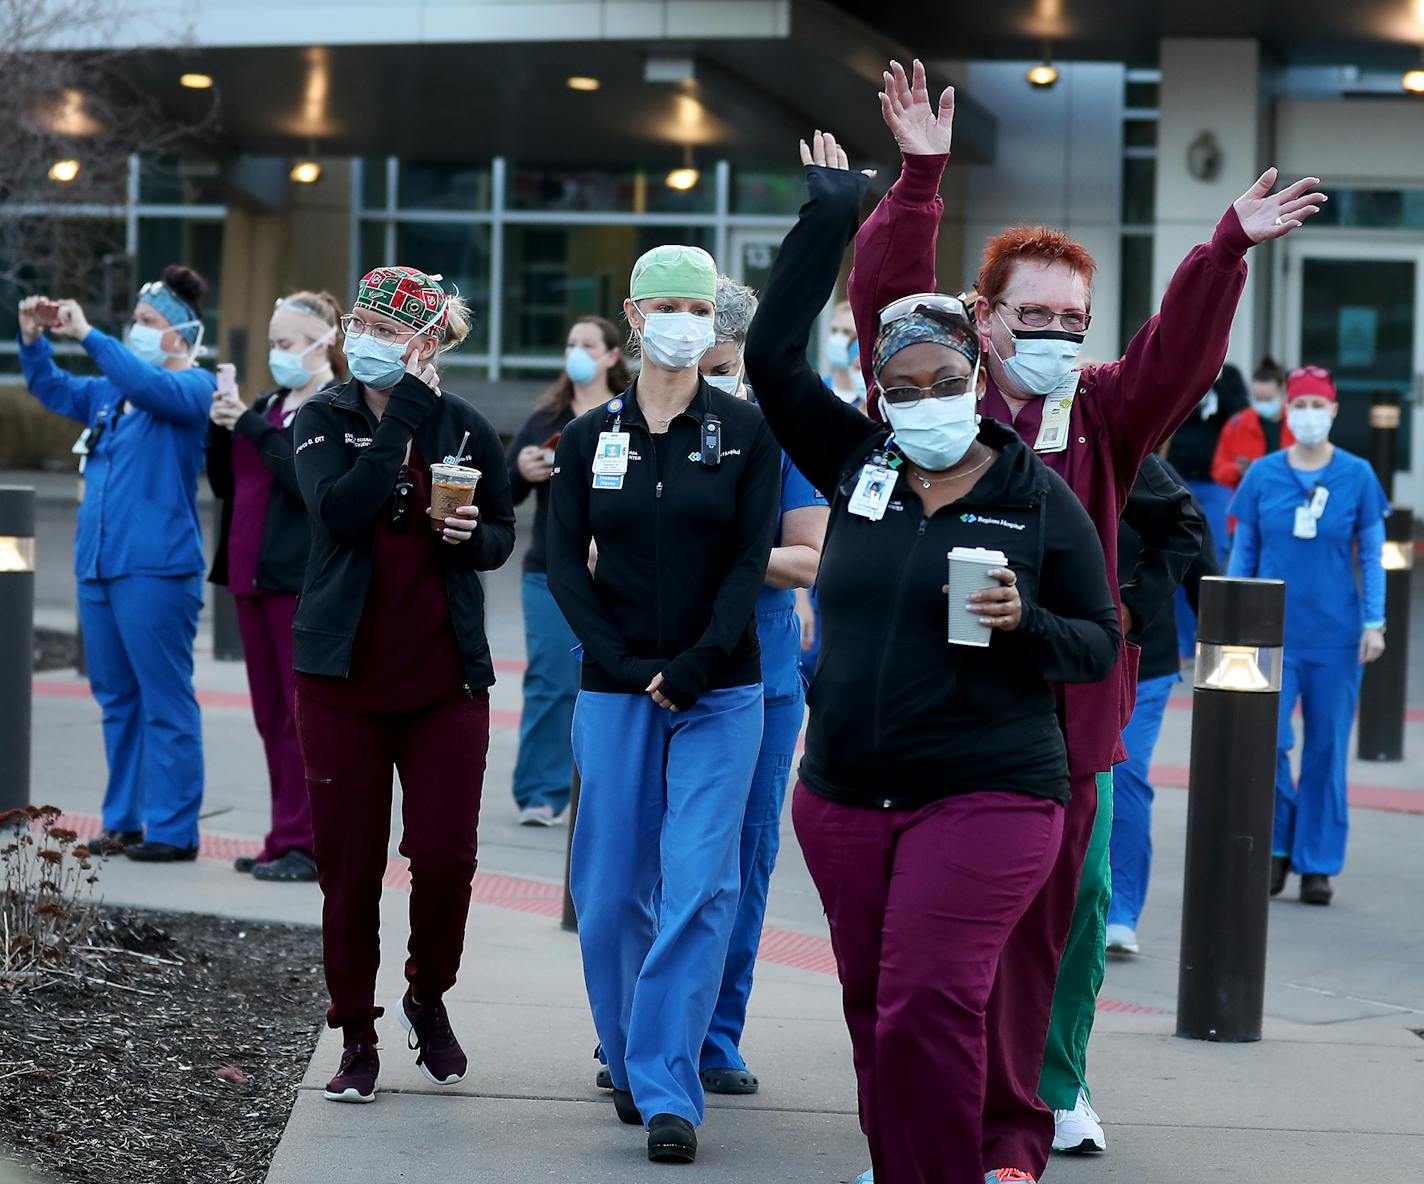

{"left": 880, "top": 374, "right": 977, "bottom": 407}
{"left": 389, "top": 465, "right": 413, "bottom": 533}
{"left": 996, "top": 301, "right": 1091, "bottom": 334}
{"left": 340, "top": 315, "right": 420, "bottom": 345}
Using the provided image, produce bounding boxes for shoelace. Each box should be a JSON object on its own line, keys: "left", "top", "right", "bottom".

{"left": 407, "top": 998, "right": 455, "bottom": 1054}
{"left": 339, "top": 1042, "right": 377, "bottom": 1075}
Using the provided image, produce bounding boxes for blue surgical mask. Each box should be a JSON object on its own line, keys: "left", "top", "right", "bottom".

{"left": 1251, "top": 397, "right": 1282, "bottom": 422}
{"left": 565, "top": 346, "right": 598, "bottom": 386}
{"left": 638, "top": 311, "right": 715, "bottom": 371}
{"left": 1287, "top": 406, "right": 1332, "bottom": 447}
{"left": 825, "top": 330, "right": 856, "bottom": 371}
{"left": 126, "top": 323, "right": 167, "bottom": 366}
{"left": 269, "top": 330, "right": 334, "bottom": 391}
{"left": 345, "top": 333, "right": 408, "bottom": 390}
{"left": 995, "top": 313, "right": 1083, "bottom": 397}
{"left": 882, "top": 366, "right": 981, "bottom": 471}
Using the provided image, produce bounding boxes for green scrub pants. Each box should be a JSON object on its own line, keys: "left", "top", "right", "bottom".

{"left": 1038, "top": 771, "right": 1113, "bottom": 1110}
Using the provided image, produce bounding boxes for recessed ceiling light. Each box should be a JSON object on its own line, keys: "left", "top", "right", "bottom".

{"left": 566, "top": 76, "right": 600, "bottom": 92}
{"left": 665, "top": 166, "right": 700, "bottom": 191}
{"left": 1404, "top": 69, "right": 1424, "bottom": 94}
{"left": 289, "top": 161, "right": 322, "bottom": 184}
{"left": 1026, "top": 63, "right": 1059, "bottom": 89}
{"left": 180, "top": 73, "right": 214, "bottom": 90}
{"left": 48, "top": 159, "right": 81, "bottom": 183}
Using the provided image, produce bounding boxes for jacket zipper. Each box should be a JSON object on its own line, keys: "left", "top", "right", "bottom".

{"left": 646, "top": 426, "right": 665, "bottom": 654}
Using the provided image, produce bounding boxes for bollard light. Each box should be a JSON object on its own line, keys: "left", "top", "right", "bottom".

{"left": 0, "top": 487, "right": 37, "bottom": 812}
{"left": 1177, "top": 576, "right": 1284, "bottom": 1043}
{"left": 1358, "top": 508, "right": 1414, "bottom": 762}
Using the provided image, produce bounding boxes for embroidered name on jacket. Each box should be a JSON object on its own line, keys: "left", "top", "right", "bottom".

{"left": 343, "top": 432, "right": 373, "bottom": 448}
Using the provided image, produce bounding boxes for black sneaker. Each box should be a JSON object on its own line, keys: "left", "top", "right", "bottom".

{"left": 252, "top": 850, "right": 319, "bottom": 882}
{"left": 1269, "top": 855, "right": 1290, "bottom": 897}
{"left": 1300, "top": 873, "right": 1334, "bottom": 906}
{"left": 90, "top": 829, "right": 143, "bottom": 856}
{"left": 596, "top": 1065, "right": 613, "bottom": 1090}
{"left": 397, "top": 989, "right": 468, "bottom": 1085}
{"left": 124, "top": 841, "right": 199, "bottom": 862}
{"left": 701, "top": 1066, "right": 759, "bottom": 1095}
{"left": 324, "top": 1040, "right": 379, "bottom": 1103}
{"left": 612, "top": 1089, "right": 643, "bottom": 1126}
{"left": 234, "top": 856, "right": 258, "bottom": 873}
{"left": 647, "top": 1114, "right": 697, "bottom": 1163}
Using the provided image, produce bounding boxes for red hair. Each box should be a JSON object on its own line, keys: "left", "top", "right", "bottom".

{"left": 976, "top": 226, "right": 1098, "bottom": 308}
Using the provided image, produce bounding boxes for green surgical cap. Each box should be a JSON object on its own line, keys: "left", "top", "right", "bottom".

{"left": 629, "top": 244, "right": 717, "bottom": 303}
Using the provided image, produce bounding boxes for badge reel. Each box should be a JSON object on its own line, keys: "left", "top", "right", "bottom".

{"left": 848, "top": 459, "right": 896, "bottom": 521}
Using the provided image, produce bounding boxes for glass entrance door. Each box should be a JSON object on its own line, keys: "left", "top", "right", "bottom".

{"left": 1283, "top": 241, "right": 1424, "bottom": 509}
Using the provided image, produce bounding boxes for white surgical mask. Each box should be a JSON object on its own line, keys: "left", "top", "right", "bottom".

{"left": 1287, "top": 406, "right": 1332, "bottom": 447}
{"left": 994, "top": 312, "right": 1083, "bottom": 397}
{"left": 1251, "top": 397, "right": 1282, "bottom": 422}
{"left": 126, "top": 319, "right": 202, "bottom": 366}
{"left": 882, "top": 361, "right": 982, "bottom": 471}
{"left": 637, "top": 311, "right": 715, "bottom": 371}
{"left": 705, "top": 371, "right": 742, "bottom": 397}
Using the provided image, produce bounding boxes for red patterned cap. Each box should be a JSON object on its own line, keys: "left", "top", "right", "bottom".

{"left": 356, "top": 266, "right": 450, "bottom": 334}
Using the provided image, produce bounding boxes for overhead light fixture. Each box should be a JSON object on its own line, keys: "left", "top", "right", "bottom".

{"left": 289, "top": 160, "right": 322, "bottom": 184}
{"left": 566, "top": 76, "right": 600, "bottom": 92}
{"left": 48, "top": 159, "right": 80, "bottom": 183}
{"left": 665, "top": 166, "right": 700, "bottom": 191}
{"left": 1404, "top": 68, "right": 1424, "bottom": 94}
{"left": 180, "top": 73, "right": 214, "bottom": 90}
{"left": 1027, "top": 41, "right": 1059, "bottom": 89}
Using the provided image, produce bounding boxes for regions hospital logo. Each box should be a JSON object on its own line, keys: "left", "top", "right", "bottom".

{"left": 960, "top": 512, "right": 1026, "bottom": 531}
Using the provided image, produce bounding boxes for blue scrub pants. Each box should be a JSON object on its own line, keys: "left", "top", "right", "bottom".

{"left": 1275, "top": 647, "right": 1361, "bottom": 876}
{"left": 1107, "top": 673, "right": 1177, "bottom": 931}
{"left": 77, "top": 573, "right": 204, "bottom": 847}
{"left": 1174, "top": 479, "right": 1231, "bottom": 658}
{"left": 512, "top": 572, "right": 579, "bottom": 813}
{"left": 701, "top": 608, "right": 805, "bottom": 1073}
{"left": 570, "top": 684, "right": 763, "bottom": 1125}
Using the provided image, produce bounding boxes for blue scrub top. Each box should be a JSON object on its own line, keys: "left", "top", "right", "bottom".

{"left": 1227, "top": 448, "right": 1389, "bottom": 650}
{"left": 19, "top": 330, "right": 214, "bottom": 581}
{"left": 755, "top": 451, "right": 826, "bottom": 618}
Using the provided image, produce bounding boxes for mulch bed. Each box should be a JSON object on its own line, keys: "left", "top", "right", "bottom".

{"left": 0, "top": 907, "right": 325, "bottom": 1183}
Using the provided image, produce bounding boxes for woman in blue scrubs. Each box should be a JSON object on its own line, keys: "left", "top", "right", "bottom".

{"left": 696, "top": 275, "right": 828, "bottom": 1094}
{"left": 17, "top": 267, "right": 215, "bottom": 862}
{"left": 1228, "top": 365, "right": 1388, "bottom": 906}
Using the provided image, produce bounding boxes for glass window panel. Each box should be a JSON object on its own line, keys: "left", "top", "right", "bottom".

{"left": 1124, "top": 80, "right": 1159, "bottom": 109}
{"left": 732, "top": 169, "right": 805, "bottom": 216}
{"left": 1123, "top": 119, "right": 1157, "bottom": 149}
{"left": 1310, "top": 188, "right": 1424, "bottom": 231}
{"left": 0, "top": 216, "right": 125, "bottom": 357}
{"left": 136, "top": 217, "right": 224, "bottom": 341}
{"left": 138, "top": 156, "right": 224, "bottom": 205}
{"left": 361, "top": 157, "right": 388, "bottom": 210}
{"left": 1298, "top": 257, "right": 1414, "bottom": 468}
{"left": 1121, "top": 156, "right": 1156, "bottom": 226}
{"left": 392, "top": 221, "right": 492, "bottom": 345}
{"left": 502, "top": 224, "right": 713, "bottom": 355}
{"left": 397, "top": 162, "right": 492, "bottom": 211}
{"left": 1118, "top": 233, "right": 1154, "bottom": 355}
{"left": 507, "top": 165, "right": 715, "bottom": 214}
{"left": 358, "top": 221, "right": 386, "bottom": 275}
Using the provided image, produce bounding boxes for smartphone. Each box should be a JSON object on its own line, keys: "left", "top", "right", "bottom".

{"left": 541, "top": 432, "right": 561, "bottom": 465}
{"left": 216, "top": 362, "right": 239, "bottom": 401}
{"left": 33, "top": 299, "right": 61, "bottom": 328}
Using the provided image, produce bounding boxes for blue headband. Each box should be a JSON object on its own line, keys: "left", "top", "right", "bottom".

{"left": 137, "top": 282, "right": 201, "bottom": 345}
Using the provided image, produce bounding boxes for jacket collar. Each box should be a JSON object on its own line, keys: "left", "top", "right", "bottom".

{"left": 614, "top": 375, "right": 712, "bottom": 430}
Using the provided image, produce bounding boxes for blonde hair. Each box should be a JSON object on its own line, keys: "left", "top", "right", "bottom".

{"left": 439, "top": 295, "right": 473, "bottom": 352}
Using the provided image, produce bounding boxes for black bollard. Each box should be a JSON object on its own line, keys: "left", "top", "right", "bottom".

{"left": 1177, "top": 576, "right": 1285, "bottom": 1043}
{"left": 1357, "top": 509, "right": 1413, "bottom": 762}
{"left": 561, "top": 767, "right": 581, "bottom": 932}
{"left": 0, "top": 487, "right": 37, "bottom": 812}
{"left": 1367, "top": 400, "right": 1399, "bottom": 500}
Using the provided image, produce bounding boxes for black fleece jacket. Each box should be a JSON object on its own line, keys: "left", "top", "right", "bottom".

{"left": 207, "top": 389, "right": 310, "bottom": 594}
{"left": 744, "top": 164, "right": 1120, "bottom": 807}
{"left": 291, "top": 374, "right": 516, "bottom": 688}
{"left": 545, "top": 378, "right": 781, "bottom": 712}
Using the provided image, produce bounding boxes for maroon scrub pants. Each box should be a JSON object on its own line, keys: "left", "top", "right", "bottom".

{"left": 233, "top": 594, "right": 312, "bottom": 861}
{"left": 295, "top": 684, "right": 490, "bottom": 1038}
{"left": 982, "top": 767, "right": 1099, "bottom": 1176}
{"left": 792, "top": 783, "right": 1063, "bottom": 1184}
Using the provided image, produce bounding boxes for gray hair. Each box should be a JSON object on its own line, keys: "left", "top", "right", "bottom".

{"left": 713, "top": 275, "right": 758, "bottom": 346}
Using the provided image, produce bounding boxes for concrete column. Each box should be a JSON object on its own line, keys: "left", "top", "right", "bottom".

{"left": 1154, "top": 38, "right": 1266, "bottom": 375}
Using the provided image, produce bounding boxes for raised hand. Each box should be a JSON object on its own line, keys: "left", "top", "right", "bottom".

{"left": 798, "top": 129, "right": 876, "bottom": 177}
{"left": 879, "top": 58, "right": 954, "bottom": 157}
{"left": 51, "top": 299, "right": 91, "bottom": 341}
{"left": 1233, "top": 169, "right": 1327, "bottom": 243}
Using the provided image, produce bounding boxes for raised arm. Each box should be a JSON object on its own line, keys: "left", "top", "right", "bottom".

{"left": 17, "top": 333, "right": 106, "bottom": 425}
{"left": 295, "top": 374, "right": 437, "bottom": 543}
{"left": 848, "top": 58, "right": 955, "bottom": 394}
{"left": 744, "top": 134, "right": 880, "bottom": 498}
{"left": 1099, "top": 169, "right": 1326, "bottom": 481}
{"left": 656, "top": 420, "right": 781, "bottom": 710}
{"left": 79, "top": 327, "right": 214, "bottom": 428}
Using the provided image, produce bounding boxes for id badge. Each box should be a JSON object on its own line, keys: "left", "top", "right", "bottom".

{"left": 848, "top": 463, "right": 895, "bottom": 521}
{"left": 1033, "top": 394, "right": 1075, "bottom": 454}
{"left": 1293, "top": 505, "right": 1318, "bottom": 539}
{"left": 592, "top": 431, "right": 630, "bottom": 476}
{"left": 1309, "top": 485, "right": 1329, "bottom": 518}
{"left": 71, "top": 427, "right": 91, "bottom": 457}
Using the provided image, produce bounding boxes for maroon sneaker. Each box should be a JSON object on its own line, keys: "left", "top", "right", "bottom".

{"left": 397, "top": 990, "right": 468, "bottom": 1085}
{"left": 324, "top": 1041, "right": 379, "bottom": 1103}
